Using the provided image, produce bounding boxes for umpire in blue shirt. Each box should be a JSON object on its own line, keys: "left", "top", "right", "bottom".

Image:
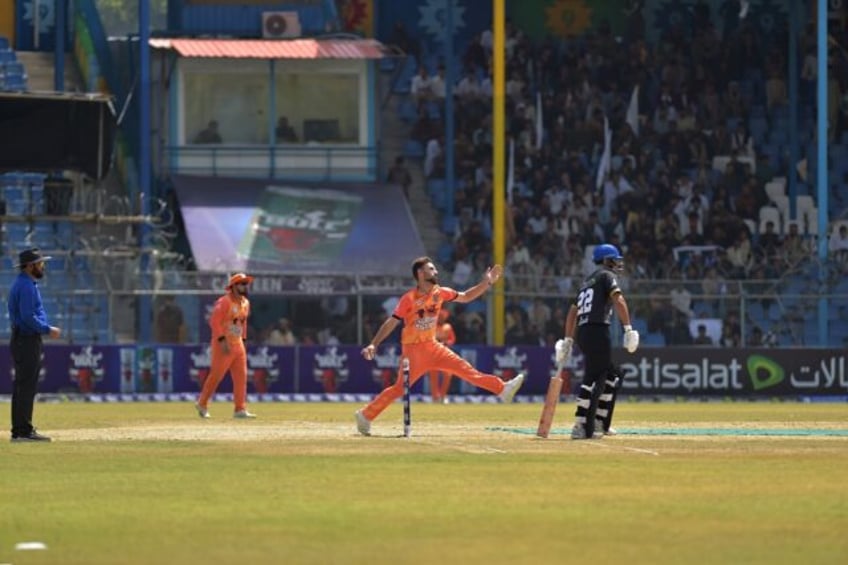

{"left": 8, "top": 248, "right": 61, "bottom": 442}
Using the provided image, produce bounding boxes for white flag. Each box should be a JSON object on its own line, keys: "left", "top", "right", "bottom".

{"left": 535, "top": 91, "right": 544, "bottom": 150}
{"left": 626, "top": 85, "right": 639, "bottom": 136}
{"left": 507, "top": 138, "right": 515, "bottom": 204}
{"left": 595, "top": 116, "right": 612, "bottom": 191}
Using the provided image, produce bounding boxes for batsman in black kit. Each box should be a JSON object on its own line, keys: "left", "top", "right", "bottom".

{"left": 555, "top": 244, "right": 639, "bottom": 439}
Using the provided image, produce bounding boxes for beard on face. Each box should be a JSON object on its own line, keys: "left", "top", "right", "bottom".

{"left": 425, "top": 275, "right": 438, "bottom": 285}
{"left": 31, "top": 265, "right": 45, "bottom": 279}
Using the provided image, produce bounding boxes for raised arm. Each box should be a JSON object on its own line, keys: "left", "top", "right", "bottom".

{"left": 454, "top": 264, "right": 503, "bottom": 304}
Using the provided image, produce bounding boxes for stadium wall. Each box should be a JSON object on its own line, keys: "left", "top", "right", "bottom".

{"left": 1, "top": 344, "right": 845, "bottom": 398}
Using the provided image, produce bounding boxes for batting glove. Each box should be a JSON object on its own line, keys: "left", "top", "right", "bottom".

{"left": 623, "top": 325, "right": 640, "bottom": 353}
{"left": 555, "top": 337, "right": 573, "bottom": 365}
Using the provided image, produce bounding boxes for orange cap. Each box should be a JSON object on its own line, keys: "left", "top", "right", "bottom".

{"left": 226, "top": 272, "right": 255, "bottom": 289}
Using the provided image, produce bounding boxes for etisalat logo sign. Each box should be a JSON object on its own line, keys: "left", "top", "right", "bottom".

{"left": 619, "top": 353, "right": 848, "bottom": 394}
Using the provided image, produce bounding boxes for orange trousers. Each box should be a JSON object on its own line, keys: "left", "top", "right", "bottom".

{"left": 361, "top": 341, "right": 505, "bottom": 421}
{"left": 198, "top": 342, "right": 248, "bottom": 411}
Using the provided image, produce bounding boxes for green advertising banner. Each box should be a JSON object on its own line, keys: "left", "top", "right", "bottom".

{"left": 238, "top": 186, "right": 363, "bottom": 268}
{"left": 509, "top": 0, "right": 627, "bottom": 39}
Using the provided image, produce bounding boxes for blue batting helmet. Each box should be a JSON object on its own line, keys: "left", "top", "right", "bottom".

{"left": 592, "top": 243, "right": 623, "bottom": 263}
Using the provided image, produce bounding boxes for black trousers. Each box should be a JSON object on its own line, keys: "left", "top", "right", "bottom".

{"left": 575, "top": 324, "right": 617, "bottom": 435}
{"left": 10, "top": 333, "right": 43, "bottom": 437}
{"left": 576, "top": 324, "right": 614, "bottom": 388}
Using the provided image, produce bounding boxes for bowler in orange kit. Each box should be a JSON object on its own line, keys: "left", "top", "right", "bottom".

{"left": 356, "top": 257, "right": 525, "bottom": 435}
{"left": 195, "top": 273, "right": 257, "bottom": 419}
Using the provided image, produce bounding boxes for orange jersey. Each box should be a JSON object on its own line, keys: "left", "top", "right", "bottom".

{"left": 209, "top": 293, "right": 250, "bottom": 344}
{"left": 436, "top": 322, "right": 456, "bottom": 346}
{"left": 393, "top": 285, "right": 459, "bottom": 345}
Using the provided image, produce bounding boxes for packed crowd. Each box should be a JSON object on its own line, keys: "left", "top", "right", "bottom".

{"left": 395, "top": 6, "right": 848, "bottom": 346}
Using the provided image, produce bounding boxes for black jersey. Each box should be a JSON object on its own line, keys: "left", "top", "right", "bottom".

{"left": 571, "top": 267, "right": 621, "bottom": 326}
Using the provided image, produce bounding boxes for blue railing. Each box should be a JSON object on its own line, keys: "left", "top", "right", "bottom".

{"left": 166, "top": 144, "right": 380, "bottom": 182}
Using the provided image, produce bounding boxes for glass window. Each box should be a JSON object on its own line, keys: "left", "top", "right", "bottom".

{"left": 274, "top": 73, "right": 360, "bottom": 144}
{"left": 184, "top": 72, "right": 270, "bottom": 145}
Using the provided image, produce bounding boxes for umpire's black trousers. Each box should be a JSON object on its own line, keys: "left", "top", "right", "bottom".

{"left": 10, "top": 332, "right": 43, "bottom": 437}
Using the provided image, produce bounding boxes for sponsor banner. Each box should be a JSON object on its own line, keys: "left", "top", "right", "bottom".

{"left": 181, "top": 344, "right": 298, "bottom": 394}
{"left": 193, "top": 273, "right": 359, "bottom": 296}
{"left": 376, "top": 0, "right": 489, "bottom": 52}
{"left": 615, "top": 348, "right": 848, "bottom": 396}
{"left": 337, "top": 0, "right": 374, "bottom": 37}
{"left": 298, "top": 345, "right": 372, "bottom": 394}
{"left": 172, "top": 176, "right": 424, "bottom": 275}
{"left": 1, "top": 346, "right": 846, "bottom": 396}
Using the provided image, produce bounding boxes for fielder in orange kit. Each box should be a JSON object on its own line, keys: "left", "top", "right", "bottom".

{"left": 428, "top": 308, "right": 456, "bottom": 403}
{"left": 195, "top": 273, "right": 257, "bottom": 419}
{"left": 356, "top": 257, "right": 525, "bottom": 435}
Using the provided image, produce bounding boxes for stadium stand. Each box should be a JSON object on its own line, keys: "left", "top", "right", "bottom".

{"left": 387, "top": 10, "right": 848, "bottom": 347}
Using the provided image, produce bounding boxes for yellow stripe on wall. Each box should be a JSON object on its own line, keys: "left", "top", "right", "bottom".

{"left": 0, "top": 0, "right": 15, "bottom": 45}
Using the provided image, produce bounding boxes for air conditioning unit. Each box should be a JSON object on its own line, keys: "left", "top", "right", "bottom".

{"left": 262, "top": 11, "right": 302, "bottom": 39}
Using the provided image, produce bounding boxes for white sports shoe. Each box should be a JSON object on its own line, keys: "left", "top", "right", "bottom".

{"left": 233, "top": 409, "right": 257, "bottom": 419}
{"left": 355, "top": 409, "right": 371, "bottom": 436}
{"left": 498, "top": 373, "right": 525, "bottom": 403}
{"left": 195, "top": 403, "right": 210, "bottom": 419}
{"left": 571, "top": 424, "right": 587, "bottom": 440}
{"left": 571, "top": 423, "right": 604, "bottom": 440}
{"left": 604, "top": 427, "right": 618, "bottom": 436}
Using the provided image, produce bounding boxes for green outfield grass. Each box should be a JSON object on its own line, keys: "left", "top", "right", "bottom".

{"left": 1, "top": 401, "right": 847, "bottom": 565}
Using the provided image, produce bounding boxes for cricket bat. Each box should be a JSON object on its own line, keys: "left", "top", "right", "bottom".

{"left": 536, "top": 368, "right": 565, "bottom": 438}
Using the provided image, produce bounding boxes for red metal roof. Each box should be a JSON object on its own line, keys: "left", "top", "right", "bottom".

{"left": 149, "top": 38, "right": 389, "bottom": 59}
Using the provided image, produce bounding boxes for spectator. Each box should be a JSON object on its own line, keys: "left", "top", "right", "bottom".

{"left": 758, "top": 220, "right": 782, "bottom": 261}
{"left": 194, "top": 120, "right": 222, "bottom": 144}
{"left": 665, "top": 311, "right": 694, "bottom": 345}
{"left": 693, "top": 323, "right": 714, "bottom": 345}
{"left": 782, "top": 222, "right": 811, "bottom": 268}
{"left": 424, "top": 135, "right": 443, "bottom": 178}
{"left": 765, "top": 62, "right": 787, "bottom": 110}
{"left": 700, "top": 265, "right": 727, "bottom": 316}
{"left": 410, "top": 67, "right": 433, "bottom": 101}
{"left": 455, "top": 70, "right": 482, "bottom": 100}
{"left": 725, "top": 230, "right": 754, "bottom": 278}
{"left": 275, "top": 116, "right": 298, "bottom": 142}
{"left": 829, "top": 223, "right": 848, "bottom": 270}
{"left": 155, "top": 296, "right": 185, "bottom": 344}
{"left": 528, "top": 297, "right": 551, "bottom": 336}
{"left": 265, "top": 318, "right": 296, "bottom": 346}
{"left": 719, "top": 321, "right": 740, "bottom": 347}
{"left": 387, "top": 156, "right": 413, "bottom": 199}
{"left": 730, "top": 124, "right": 755, "bottom": 161}
{"left": 748, "top": 325, "right": 765, "bottom": 347}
